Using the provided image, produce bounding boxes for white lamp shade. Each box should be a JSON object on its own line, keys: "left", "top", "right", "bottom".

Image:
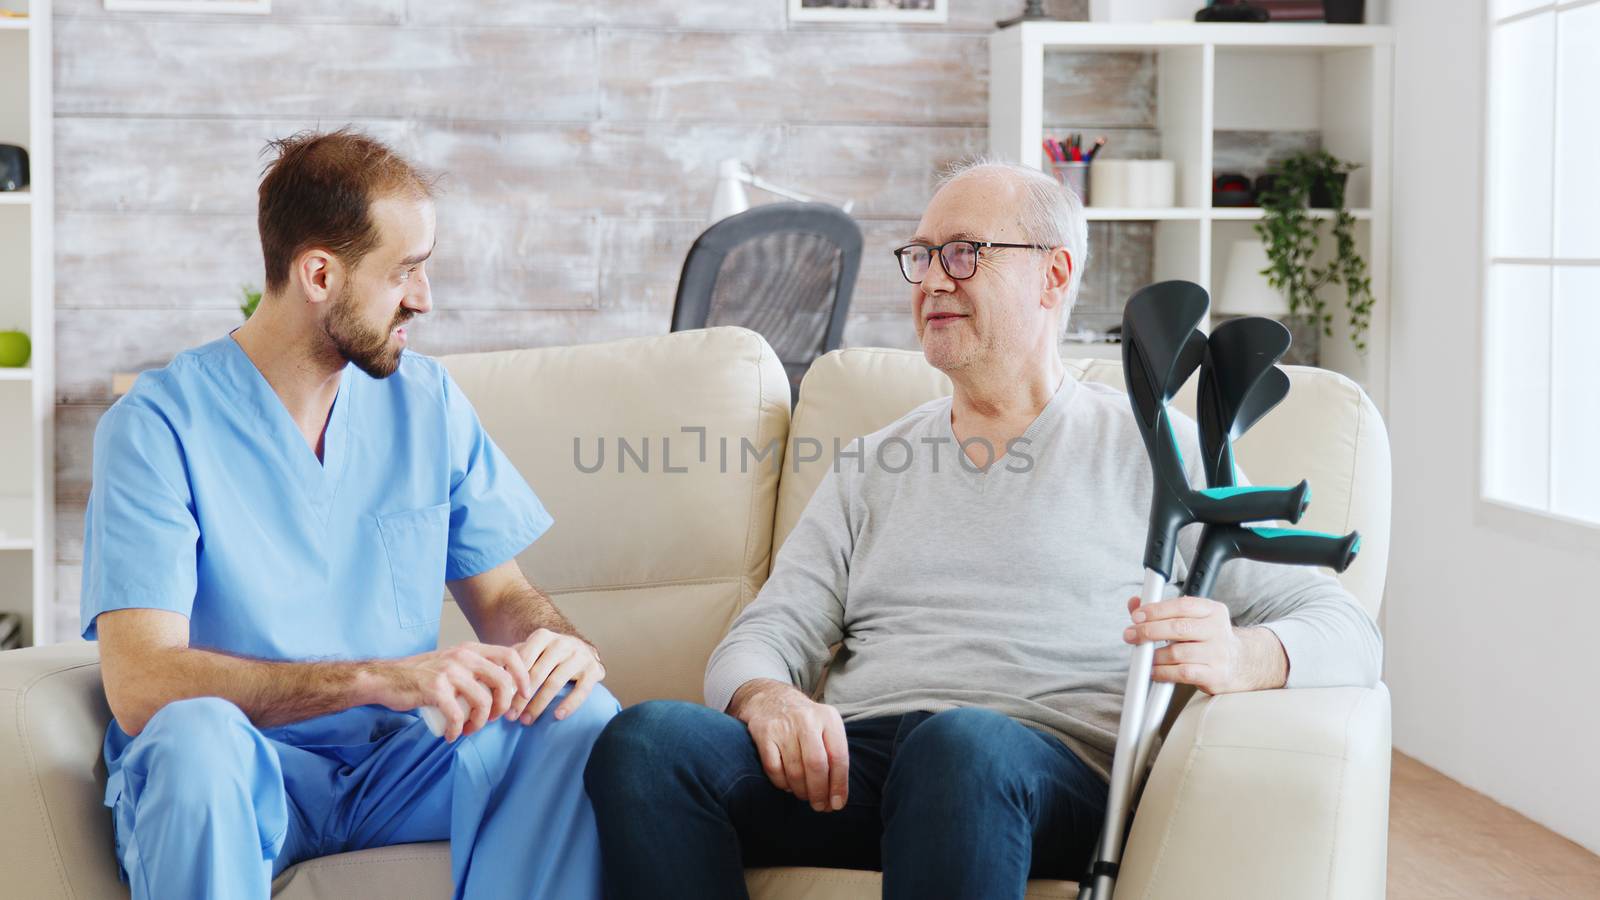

{"left": 710, "top": 158, "right": 750, "bottom": 222}
{"left": 1217, "top": 239, "right": 1290, "bottom": 317}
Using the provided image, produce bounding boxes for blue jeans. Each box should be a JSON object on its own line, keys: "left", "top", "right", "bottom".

{"left": 584, "top": 700, "right": 1108, "bottom": 900}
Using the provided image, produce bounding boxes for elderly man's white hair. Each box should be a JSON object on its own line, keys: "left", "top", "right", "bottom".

{"left": 936, "top": 157, "right": 1090, "bottom": 337}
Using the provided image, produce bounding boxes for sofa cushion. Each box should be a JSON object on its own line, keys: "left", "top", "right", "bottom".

{"left": 272, "top": 843, "right": 453, "bottom": 899}
{"left": 777, "top": 348, "right": 1391, "bottom": 618}
{"left": 439, "top": 327, "right": 792, "bottom": 705}
{"left": 269, "top": 844, "right": 1080, "bottom": 900}
{"left": 744, "top": 868, "right": 1078, "bottom": 899}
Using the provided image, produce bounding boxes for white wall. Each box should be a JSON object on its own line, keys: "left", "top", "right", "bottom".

{"left": 1386, "top": 0, "right": 1600, "bottom": 855}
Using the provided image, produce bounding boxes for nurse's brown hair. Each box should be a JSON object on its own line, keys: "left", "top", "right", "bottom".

{"left": 256, "top": 128, "right": 438, "bottom": 294}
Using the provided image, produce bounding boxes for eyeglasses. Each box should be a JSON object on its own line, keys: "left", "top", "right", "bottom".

{"left": 893, "top": 240, "right": 1052, "bottom": 284}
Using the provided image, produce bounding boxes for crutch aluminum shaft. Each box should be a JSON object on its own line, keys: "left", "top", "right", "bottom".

{"left": 1085, "top": 566, "right": 1167, "bottom": 900}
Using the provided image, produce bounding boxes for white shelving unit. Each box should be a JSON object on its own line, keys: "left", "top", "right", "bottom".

{"left": 990, "top": 21, "right": 1393, "bottom": 406}
{"left": 0, "top": 1, "right": 54, "bottom": 646}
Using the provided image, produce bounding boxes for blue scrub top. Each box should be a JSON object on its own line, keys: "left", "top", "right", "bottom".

{"left": 80, "top": 334, "right": 553, "bottom": 665}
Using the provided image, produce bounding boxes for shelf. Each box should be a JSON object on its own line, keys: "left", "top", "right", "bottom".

{"left": 1061, "top": 341, "right": 1122, "bottom": 361}
{"left": 0, "top": 495, "right": 31, "bottom": 546}
{"left": 1005, "top": 21, "right": 1394, "bottom": 50}
{"left": 0, "top": 0, "right": 51, "bottom": 647}
{"left": 993, "top": 16, "right": 1392, "bottom": 415}
{"left": 1210, "top": 207, "right": 1375, "bottom": 221}
{"left": 1084, "top": 207, "right": 1206, "bottom": 221}
{"left": 1080, "top": 207, "right": 1374, "bottom": 222}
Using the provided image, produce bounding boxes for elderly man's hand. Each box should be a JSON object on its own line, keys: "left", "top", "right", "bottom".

{"left": 1123, "top": 595, "right": 1288, "bottom": 694}
{"left": 730, "top": 679, "right": 850, "bottom": 813}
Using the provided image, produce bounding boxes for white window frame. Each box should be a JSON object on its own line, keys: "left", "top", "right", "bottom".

{"left": 1478, "top": 0, "right": 1600, "bottom": 550}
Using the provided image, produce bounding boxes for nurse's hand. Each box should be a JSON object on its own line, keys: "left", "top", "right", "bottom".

{"left": 509, "top": 629, "right": 606, "bottom": 726}
{"left": 370, "top": 643, "right": 534, "bottom": 742}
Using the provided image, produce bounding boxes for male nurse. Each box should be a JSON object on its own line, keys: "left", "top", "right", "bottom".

{"left": 81, "top": 129, "right": 617, "bottom": 900}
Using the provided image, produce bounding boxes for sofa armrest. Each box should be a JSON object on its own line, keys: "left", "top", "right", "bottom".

{"left": 0, "top": 642, "right": 125, "bottom": 900}
{"left": 1117, "top": 683, "right": 1391, "bottom": 900}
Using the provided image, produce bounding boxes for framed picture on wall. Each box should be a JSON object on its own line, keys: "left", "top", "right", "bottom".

{"left": 788, "top": 0, "right": 949, "bottom": 24}
{"left": 103, "top": 0, "right": 270, "bottom": 12}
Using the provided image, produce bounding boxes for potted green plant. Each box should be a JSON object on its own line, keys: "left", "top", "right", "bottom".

{"left": 1253, "top": 151, "right": 1376, "bottom": 354}
{"left": 240, "top": 284, "right": 262, "bottom": 320}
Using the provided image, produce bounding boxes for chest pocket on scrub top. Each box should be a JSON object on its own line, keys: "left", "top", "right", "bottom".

{"left": 377, "top": 503, "right": 451, "bottom": 629}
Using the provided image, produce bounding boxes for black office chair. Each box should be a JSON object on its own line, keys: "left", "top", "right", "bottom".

{"left": 670, "top": 202, "right": 863, "bottom": 404}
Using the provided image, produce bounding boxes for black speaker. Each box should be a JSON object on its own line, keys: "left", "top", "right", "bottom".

{"left": 0, "top": 144, "right": 29, "bottom": 192}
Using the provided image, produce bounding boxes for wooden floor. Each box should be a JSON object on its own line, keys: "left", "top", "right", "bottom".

{"left": 1389, "top": 751, "right": 1600, "bottom": 898}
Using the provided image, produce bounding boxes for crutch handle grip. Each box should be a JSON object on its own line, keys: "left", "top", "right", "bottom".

{"left": 1239, "top": 526, "right": 1362, "bottom": 572}
{"left": 1185, "top": 524, "right": 1361, "bottom": 598}
{"left": 1194, "top": 479, "right": 1311, "bottom": 524}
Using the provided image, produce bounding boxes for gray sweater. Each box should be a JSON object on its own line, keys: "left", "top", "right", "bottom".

{"left": 704, "top": 374, "right": 1384, "bottom": 782}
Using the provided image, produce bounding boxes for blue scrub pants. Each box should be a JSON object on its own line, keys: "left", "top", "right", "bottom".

{"left": 103, "top": 685, "right": 620, "bottom": 900}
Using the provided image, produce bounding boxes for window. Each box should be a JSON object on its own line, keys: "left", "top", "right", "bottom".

{"left": 1483, "top": 0, "right": 1600, "bottom": 526}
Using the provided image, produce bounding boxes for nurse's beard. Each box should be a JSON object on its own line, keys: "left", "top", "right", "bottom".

{"left": 325, "top": 284, "right": 406, "bottom": 379}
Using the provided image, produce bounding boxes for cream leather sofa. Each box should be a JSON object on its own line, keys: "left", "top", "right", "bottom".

{"left": 0, "top": 327, "right": 1392, "bottom": 899}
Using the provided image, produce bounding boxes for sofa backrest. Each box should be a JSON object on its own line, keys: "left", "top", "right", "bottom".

{"left": 776, "top": 348, "right": 1392, "bottom": 619}
{"left": 439, "top": 327, "right": 791, "bottom": 706}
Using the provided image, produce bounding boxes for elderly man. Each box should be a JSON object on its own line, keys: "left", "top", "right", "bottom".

{"left": 584, "top": 160, "right": 1382, "bottom": 899}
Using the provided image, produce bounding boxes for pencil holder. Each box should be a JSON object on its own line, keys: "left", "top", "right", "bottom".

{"left": 1050, "top": 161, "right": 1090, "bottom": 205}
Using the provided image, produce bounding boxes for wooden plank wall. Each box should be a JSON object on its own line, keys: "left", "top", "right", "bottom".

{"left": 51, "top": 0, "right": 1198, "bottom": 635}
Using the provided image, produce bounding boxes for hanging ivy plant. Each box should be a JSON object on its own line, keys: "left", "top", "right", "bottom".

{"left": 1253, "top": 151, "right": 1376, "bottom": 354}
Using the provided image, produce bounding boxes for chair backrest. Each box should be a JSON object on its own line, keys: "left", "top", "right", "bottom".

{"left": 670, "top": 203, "right": 863, "bottom": 402}
{"left": 439, "top": 327, "right": 792, "bottom": 706}
{"left": 776, "top": 348, "right": 1393, "bottom": 620}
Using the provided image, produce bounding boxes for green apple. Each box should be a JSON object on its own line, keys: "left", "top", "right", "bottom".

{"left": 0, "top": 330, "right": 30, "bottom": 368}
